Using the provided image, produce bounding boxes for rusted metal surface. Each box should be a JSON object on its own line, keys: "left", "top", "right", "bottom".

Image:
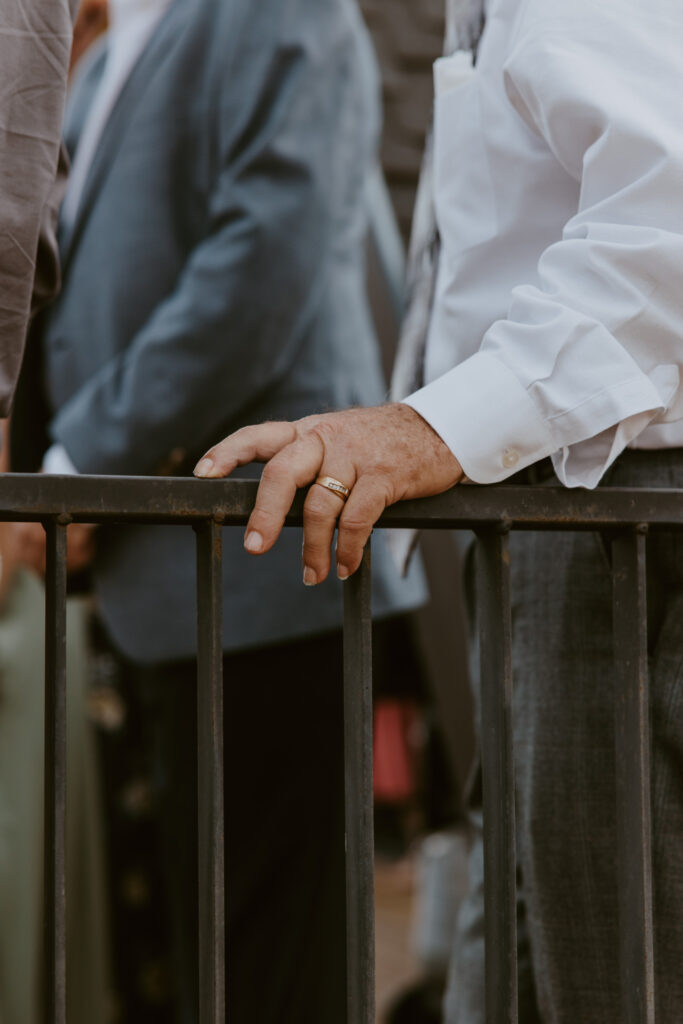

{"left": 43, "top": 517, "right": 68, "bottom": 1024}
{"left": 612, "top": 530, "right": 656, "bottom": 1024}
{"left": 195, "top": 519, "right": 226, "bottom": 1024}
{"left": 0, "top": 475, "right": 676, "bottom": 1023}
{"left": 477, "top": 527, "right": 517, "bottom": 1024}
{"left": 343, "top": 546, "right": 375, "bottom": 1024}
{"left": 3, "top": 474, "right": 683, "bottom": 531}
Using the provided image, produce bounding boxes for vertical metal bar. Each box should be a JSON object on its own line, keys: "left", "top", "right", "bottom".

{"left": 477, "top": 526, "right": 517, "bottom": 1024}
{"left": 612, "top": 528, "right": 655, "bottom": 1023}
{"left": 343, "top": 544, "right": 375, "bottom": 1024}
{"left": 195, "top": 518, "right": 226, "bottom": 1024}
{"left": 43, "top": 516, "right": 68, "bottom": 1024}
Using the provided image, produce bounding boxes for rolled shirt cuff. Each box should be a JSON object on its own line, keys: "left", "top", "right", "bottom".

{"left": 402, "top": 351, "right": 558, "bottom": 484}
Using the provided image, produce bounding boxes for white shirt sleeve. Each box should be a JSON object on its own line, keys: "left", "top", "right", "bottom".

{"left": 43, "top": 443, "right": 79, "bottom": 476}
{"left": 405, "top": 0, "right": 683, "bottom": 488}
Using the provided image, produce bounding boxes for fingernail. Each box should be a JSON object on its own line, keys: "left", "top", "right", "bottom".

{"left": 244, "top": 531, "right": 263, "bottom": 553}
{"left": 303, "top": 566, "right": 317, "bottom": 587}
{"left": 194, "top": 457, "right": 214, "bottom": 478}
{"left": 337, "top": 564, "right": 351, "bottom": 581}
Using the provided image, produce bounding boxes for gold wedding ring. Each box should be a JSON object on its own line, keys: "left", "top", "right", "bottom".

{"left": 315, "top": 475, "right": 351, "bottom": 501}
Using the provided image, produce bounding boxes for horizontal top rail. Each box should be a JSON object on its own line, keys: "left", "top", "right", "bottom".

{"left": 1, "top": 474, "right": 683, "bottom": 530}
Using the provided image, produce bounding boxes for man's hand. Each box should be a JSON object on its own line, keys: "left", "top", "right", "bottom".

{"left": 194, "top": 404, "right": 463, "bottom": 584}
{"left": 9, "top": 521, "right": 97, "bottom": 577}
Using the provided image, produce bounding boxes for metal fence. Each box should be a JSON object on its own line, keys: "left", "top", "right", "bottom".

{"left": 0, "top": 473, "right": 670, "bottom": 1024}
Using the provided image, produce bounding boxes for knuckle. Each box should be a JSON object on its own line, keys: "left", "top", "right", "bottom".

{"left": 339, "top": 514, "right": 369, "bottom": 536}
{"left": 304, "top": 490, "right": 333, "bottom": 515}
{"left": 310, "top": 418, "right": 339, "bottom": 447}
{"left": 250, "top": 505, "right": 281, "bottom": 528}
{"left": 261, "top": 459, "right": 291, "bottom": 487}
{"left": 303, "top": 543, "right": 329, "bottom": 565}
{"left": 361, "top": 473, "right": 392, "bottom": 501}
{"left": 336, "top": 532, "right": 359, "bottom": 554}
{"left": 231, "top": 424, "right": 256, "bottom": 443}
{"left": 303, "top": 502, "right": 333, "bottom": 527}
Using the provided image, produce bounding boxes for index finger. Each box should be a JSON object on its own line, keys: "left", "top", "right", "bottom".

{"left": 194, "top": 421, "right": 298, "bottom": 478}
{"left": 244, "top": 433, "right": 324, "bottom": 554}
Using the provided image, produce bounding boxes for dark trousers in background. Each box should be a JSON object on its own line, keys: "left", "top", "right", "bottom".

{"left": 142, "top": 630, "right": 348, "bottom": 1024}
{"left": 139, "top": 619, "right": 418, "bottom": 1024}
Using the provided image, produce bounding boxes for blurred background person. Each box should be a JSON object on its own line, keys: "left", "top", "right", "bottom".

{"left": 11, "top": 0, "right": 426, "bottom": 1022}
{"left": 0, "top": 3, "right": 111, "bottom": 1022}
{"left": 0, "top": 417, "right": 109, "bottom": 1024}
{"left": 70, "top": 0, "right": 109, "bottom": 74}
{"left": 0, "top": 0, "right": 75, "bottom": 418}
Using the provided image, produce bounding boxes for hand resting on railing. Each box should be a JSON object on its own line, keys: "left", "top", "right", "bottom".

{"left": 193, "top": 403, "right": 462, "bottom": 585}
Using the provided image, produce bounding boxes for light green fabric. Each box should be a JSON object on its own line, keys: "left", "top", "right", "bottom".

{"left": 0, "top": 570, "right": 109, "bottom": 1024}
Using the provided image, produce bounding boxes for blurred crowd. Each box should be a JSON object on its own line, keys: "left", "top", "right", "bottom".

{"left": 0, "top": 1, "right": 459, "bottom": 1022}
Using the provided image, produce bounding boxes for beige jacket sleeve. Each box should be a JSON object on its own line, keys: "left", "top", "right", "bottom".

{"left": 0, "top": 0, "right": 74, "bottom": 417}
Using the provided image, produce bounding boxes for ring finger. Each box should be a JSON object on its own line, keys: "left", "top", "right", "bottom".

{"left": 302, "top": 470, "right": 354, "bottom": 585}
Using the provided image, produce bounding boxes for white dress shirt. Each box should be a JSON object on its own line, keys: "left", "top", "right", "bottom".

{"left": 45, "top": 0, "right": 171, "bottom": 475}
{"left": 404, "top": 0, "right": 683, "bottom": 488}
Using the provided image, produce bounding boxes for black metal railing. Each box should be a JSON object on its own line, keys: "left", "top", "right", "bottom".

{"left": 0, "top": 473, "right": 673, "bottom": 1024}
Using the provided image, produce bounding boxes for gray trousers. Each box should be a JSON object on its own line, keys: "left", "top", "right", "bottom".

{"left": 446, "top": 448, "right": 683, "bottom": 1024}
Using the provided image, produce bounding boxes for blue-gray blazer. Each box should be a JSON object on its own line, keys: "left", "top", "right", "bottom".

{"left": 29, "top": 0, "right": 424, "bottom": 662}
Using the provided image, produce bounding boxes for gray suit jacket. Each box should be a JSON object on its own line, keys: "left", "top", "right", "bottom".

{"left": 0, "top": 0, "right": 76, "bottom": 417}
{"left": 25, "top": 0, "right": 424, "bottom": 662}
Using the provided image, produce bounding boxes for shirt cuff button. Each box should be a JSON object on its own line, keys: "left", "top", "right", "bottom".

{"left": 502, "top": 448, "right": 520, "bottom": 469}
